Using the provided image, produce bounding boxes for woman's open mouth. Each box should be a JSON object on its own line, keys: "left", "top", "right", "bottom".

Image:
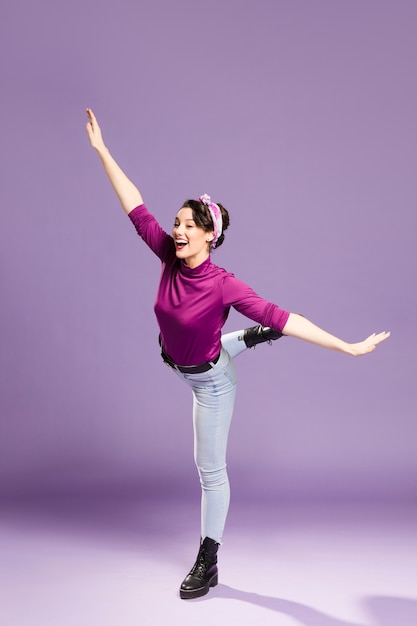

{"left": 175, "top": 240, "right": 188, "bottom": 250}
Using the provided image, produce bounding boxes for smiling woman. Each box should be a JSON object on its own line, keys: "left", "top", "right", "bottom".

{"left": 173, "top": 201, "right": 229, "bottom": 268}
{"left": 173, "top": 208, "right": 213, "bottom": 268}
{"left": 85, "top": 107, "right": 390, "bottom": 600}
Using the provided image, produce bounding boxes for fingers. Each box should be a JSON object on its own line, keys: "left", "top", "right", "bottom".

{"left": 366, "top": 331, "right": 390, "bottom": 344}
{"left": 350, "top": 330, "right": 390, "bottom": 356}
{"left": 374, "top": 331, "right": 390, "bottom": 345}
{"left": 85, "top": 107, "right": 100, "bottom": 140}
{"left": 86, "top": 108, "right": 98, "bottom": 130}
{"left": 362, "top": 331, "right": 390, "bottom": 354}
{"left": 85, "top": 108, "right": 106, "bottom": 150}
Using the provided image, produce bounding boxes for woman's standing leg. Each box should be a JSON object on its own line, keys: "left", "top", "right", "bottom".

{"left": 179, "top": 328, "right": 282, "bottom": 599}
{"left": 179, "top": 349, "right": 237, "bottom": 599}
{"left": 192, "top": 352, "right": 237, "bottom": 543}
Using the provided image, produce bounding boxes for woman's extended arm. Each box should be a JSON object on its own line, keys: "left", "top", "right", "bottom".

{"left": 85, "top": 108, "right": 143, "bottom": 215}
{"left": 282, "top": 313, "right": 390, "bottom": 356}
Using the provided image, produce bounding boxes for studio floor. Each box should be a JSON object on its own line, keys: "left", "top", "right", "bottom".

{"left": 1, "top": 494, "right": 416, "bottom": 626}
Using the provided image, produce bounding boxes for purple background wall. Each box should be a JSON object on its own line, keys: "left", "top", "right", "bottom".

{"left": 1, "top": 0, "right": 415, "bottom": 500}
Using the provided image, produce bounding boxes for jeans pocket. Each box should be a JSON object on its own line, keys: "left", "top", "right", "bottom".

{"left": 222, "top": 361, "right": 237, "bottom": 386}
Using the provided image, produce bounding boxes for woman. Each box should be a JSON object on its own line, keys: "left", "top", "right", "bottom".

{"left": 85, "top": 108, "right": 389, "bottom": 600}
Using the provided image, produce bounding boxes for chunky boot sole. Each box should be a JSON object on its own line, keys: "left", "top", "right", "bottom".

{"left": 180, "top": 572, "right": 218, "bottom": 600}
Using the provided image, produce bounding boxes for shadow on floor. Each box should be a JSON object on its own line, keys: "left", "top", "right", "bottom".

{"left": 197, "top": 585, "right": 417, "bottom": 626}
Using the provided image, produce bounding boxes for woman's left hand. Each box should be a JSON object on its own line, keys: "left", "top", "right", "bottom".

{"left": 282, "top": 313, "right": 391, "bottom": 356}
{"left": 346, "top": 331, "right": 391, "bottom": 356}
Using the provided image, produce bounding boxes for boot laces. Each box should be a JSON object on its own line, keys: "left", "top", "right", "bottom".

{"left": 190, "top": 550, "right": 207, "bottom": 578}
{"left": 190, "top": 545, "right": 216, "bottom": 578}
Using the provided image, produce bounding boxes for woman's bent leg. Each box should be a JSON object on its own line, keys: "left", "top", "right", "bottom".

{"left": 222, "top": 326, "right": 284, "bottom": 358}
{"left": 221, "top": 330, "right": 246, "bottom": 358}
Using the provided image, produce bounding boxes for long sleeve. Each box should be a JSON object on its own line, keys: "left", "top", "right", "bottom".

{"left": 222, "top": 275, "right": 290, "bottom": 332}
{"left": 128, "top": 204, "right": 174, "bottom": 262}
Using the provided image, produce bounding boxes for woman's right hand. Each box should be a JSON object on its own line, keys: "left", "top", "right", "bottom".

{"left": 84, "top": 108, "right": 143, "bottom": 213}
{"left": 85, "top": 108, "right": 107, "bottom": 152}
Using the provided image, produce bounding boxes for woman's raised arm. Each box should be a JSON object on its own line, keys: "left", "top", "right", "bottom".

{"left": 282, "top": 313, "right": 390, "bottom": 356}
{"left": 85, "top": 108, "right": 143, "bottom": 215}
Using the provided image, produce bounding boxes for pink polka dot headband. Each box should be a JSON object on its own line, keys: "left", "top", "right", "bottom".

{"left": 197, "top": 194, "right": 223, "bottom": 249}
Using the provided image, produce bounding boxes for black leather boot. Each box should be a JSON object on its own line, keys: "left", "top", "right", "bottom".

{"left": 243, "top": 325, "right": 284, "bottom": 348}
{"left": 180, "top": 537, "right": 219, "bottom": 599}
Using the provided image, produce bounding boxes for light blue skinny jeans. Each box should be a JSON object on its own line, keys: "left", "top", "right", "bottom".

{"left": 172, "top": 330, "right": 247, "bottom": 544}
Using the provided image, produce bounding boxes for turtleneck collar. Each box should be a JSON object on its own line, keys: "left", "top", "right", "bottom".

{"left": 180, "top": 254, "right": 212, "bottom": 276}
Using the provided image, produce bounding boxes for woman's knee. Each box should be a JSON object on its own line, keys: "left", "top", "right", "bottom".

{"left": 197, "top": 464, "right": 229, "bottom": 489}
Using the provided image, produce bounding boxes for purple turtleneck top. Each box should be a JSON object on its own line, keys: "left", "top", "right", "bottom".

{"left": 128, "top": 204, "right": 290, "bottom": 366}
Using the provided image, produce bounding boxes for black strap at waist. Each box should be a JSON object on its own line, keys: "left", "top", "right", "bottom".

{"left": 159, "top": 336, "right": 220, "bottom": 374}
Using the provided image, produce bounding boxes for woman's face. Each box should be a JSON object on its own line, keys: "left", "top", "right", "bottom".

{"left": 172, "top": 207, "right": 214, "bottom": 268}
